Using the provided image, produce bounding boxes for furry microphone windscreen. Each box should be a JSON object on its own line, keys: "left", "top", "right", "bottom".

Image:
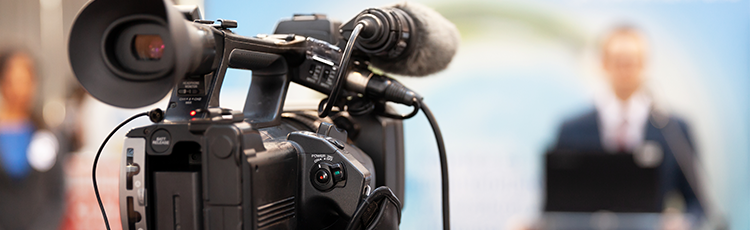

{"left": 370, "top": 2, "right": 460, "bottom": 77}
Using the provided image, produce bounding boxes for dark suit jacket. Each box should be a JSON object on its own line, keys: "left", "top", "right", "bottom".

{"left": 553, "top": 108, "right": 704, "bottom": 218}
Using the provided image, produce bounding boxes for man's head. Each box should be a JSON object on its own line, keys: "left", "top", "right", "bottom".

{"left": 0, "top": 49, "right": 37, "bottom": 116}
{"left": 600, "top": 26, "right": 648, "bottom": 101}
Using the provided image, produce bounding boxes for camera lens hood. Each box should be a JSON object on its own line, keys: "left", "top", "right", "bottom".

{"left": 69, "top": 0, "right": 193, "bottom": 108}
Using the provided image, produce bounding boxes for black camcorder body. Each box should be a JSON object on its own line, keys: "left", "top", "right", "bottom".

{"left": 104, "top": 9, "right": 405, "bottom": 230}
{"left": 120, "top": 108, "right": 403, "bottom": 230}
{"left": 68, "top": 0, "right": 454, "bottom": 229}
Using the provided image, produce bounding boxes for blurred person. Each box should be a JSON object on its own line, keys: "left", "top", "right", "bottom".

{"left": 0, "top": 48, "right": 64, "bottom": 230}
{"left": 552, "top": 26, "right": 704, "bottom": 220}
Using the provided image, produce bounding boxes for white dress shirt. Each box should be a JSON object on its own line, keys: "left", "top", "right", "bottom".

{"left": 595, "top": 89, "right": 652, "bottom": 153}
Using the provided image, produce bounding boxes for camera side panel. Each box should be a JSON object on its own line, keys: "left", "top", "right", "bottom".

{"left": 289, "top": 131, "right": 374, "bottom": 229}
{"left": 244, "top": 140, "right": 299, "bottom": 229}
{"left": 120, "top": 137, "right": 149, "bottom": 230}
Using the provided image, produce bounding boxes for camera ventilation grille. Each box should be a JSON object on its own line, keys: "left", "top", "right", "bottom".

{"left": 257, "top": 196, "right": 296, "bottom": 228}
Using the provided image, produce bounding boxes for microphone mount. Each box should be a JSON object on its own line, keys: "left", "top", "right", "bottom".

{"left": 340, "top": 7, "right": 415, "bottom": 60}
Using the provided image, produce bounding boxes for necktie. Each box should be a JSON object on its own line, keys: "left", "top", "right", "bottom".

{"left": 616, "top": 118, "right": 628, "bottom": 152}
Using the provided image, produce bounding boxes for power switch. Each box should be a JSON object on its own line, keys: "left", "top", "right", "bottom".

{"left": 311, "top": 163, "right": 334, "bottom": 191}
{"left": 310, "top": 162, "right": 347, "bottom": 191}
{"left": 315, "top": 169, "right": 330, "bottom": 184}
{"left": 330, "top": 163, "right": 345, "bottom": 184}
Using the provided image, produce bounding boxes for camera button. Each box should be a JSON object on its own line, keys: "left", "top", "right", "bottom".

{"left": 315, "top": 169, "right": 330, "bottom": 184}
{"left": 150, "top": 129, "right": 170, "bottom": 153}
{"left": 330, "top": 164, "right": 345, "bottom": 183}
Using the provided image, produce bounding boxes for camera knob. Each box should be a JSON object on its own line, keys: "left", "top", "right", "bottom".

{"left": 315, "top": 169, "right": 330, "bottom": 184}
{"left": 310, "top": 162, "right": 346, "bottom": 192}
{"left": 311, "top": 164, "right": 334, "bottom": 191}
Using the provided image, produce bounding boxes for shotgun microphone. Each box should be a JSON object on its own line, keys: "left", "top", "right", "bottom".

{"left": 341, "top": 2, "right": 460, "bottom": 77}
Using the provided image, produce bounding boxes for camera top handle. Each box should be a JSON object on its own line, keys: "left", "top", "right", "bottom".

{"left": 162, "top": 21, "right": 310, "bottom": 127}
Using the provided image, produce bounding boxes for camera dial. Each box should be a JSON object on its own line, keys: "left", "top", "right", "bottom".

{"left": 310, "top": 161, "right": 346, "bottom": 191}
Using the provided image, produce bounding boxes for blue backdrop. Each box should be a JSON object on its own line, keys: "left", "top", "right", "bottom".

{"left": 203, "top": 0, "right": 750, "bottom": 229}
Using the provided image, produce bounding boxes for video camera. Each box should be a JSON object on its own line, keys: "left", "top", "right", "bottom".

{"left": 68, "top": 0, "right": 458, "bottom": 229}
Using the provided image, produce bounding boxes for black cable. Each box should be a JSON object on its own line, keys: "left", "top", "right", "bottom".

{"left": 319, "top": 23, "right": 364, "bottom": 118}
{"left": 418, "top": 99, "right": 450, "bottom": 230}
{"left": 93, "top": 112, "right": 149, "bottom": 230}
{"left": 379, "top": 101, "right": 421, "bottom": 120}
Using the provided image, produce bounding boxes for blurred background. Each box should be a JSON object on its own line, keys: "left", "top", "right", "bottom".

{"left": 0, "top": 0, "right": 748, "bottom": 229}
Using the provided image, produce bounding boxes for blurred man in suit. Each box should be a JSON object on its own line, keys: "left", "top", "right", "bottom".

{"left": 553, "top": 26, "right": 704, "bottom": 219}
